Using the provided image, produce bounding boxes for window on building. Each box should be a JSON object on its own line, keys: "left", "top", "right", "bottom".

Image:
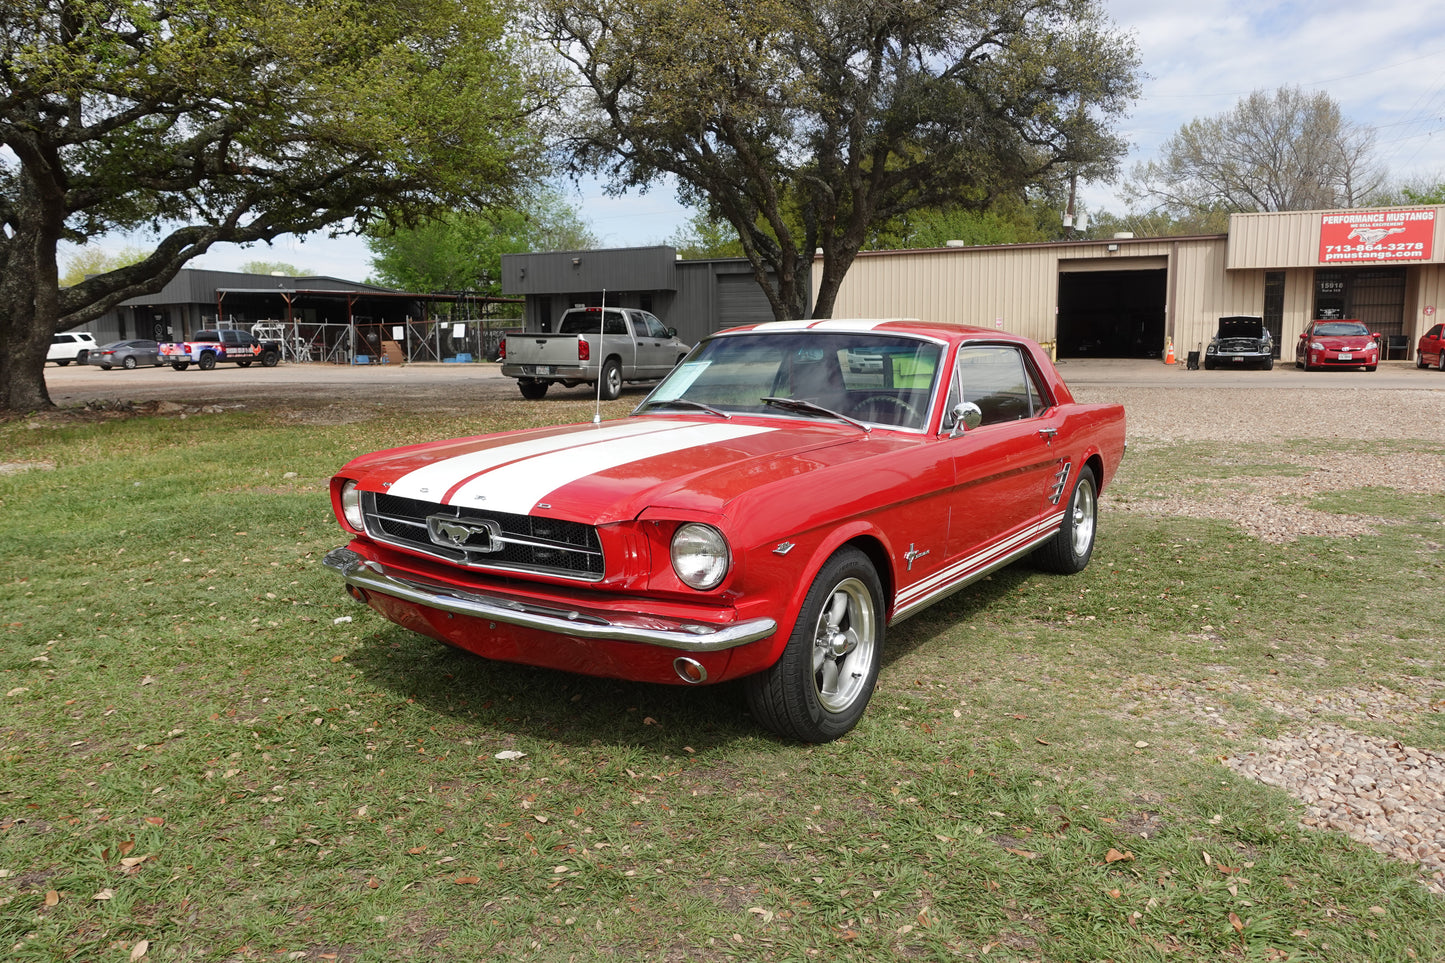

{"left": 1263, "top": 271, "right": 1284, "bottom": 357}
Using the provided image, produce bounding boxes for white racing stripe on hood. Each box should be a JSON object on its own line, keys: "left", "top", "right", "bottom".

{"left": 387, "top": 419, "right": 678, "bottom": 502}
{"left": 393, "top": 421, "right": 776, "bottom": 513}
{"left": 448, "top": 422, "right": 776, "bottom": 513}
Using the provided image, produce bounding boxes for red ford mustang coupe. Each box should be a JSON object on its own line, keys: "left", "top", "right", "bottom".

{"left": 324, "top": 320, "right": 1127, "bottom": 741}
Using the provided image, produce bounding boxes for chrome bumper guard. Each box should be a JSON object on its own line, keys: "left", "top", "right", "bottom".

{"left": 323, "top": 547, "right": 776, "bottom": 652}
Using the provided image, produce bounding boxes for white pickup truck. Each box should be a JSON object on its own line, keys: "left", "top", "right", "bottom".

{"left": 499, "top": 307, "right": 691, "bottom": 400}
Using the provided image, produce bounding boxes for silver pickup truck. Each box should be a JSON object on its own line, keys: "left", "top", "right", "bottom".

{"left": 499, "top": 307, "right": 691, "bottom": 400}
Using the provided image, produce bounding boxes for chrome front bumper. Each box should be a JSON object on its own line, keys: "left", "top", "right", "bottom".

{"left": 322, "top": 547, "right": 776, "bottom": 652}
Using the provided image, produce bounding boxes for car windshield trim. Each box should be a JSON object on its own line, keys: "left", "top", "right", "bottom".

{"left": 636, "top": 329, "right": 945, "bottom": 433}
{"left": 1313, "top": 323, "right": 1370, "bottom": 336}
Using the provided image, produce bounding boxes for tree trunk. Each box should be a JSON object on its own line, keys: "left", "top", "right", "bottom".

{"left": 1, "top": 143, "right": 67, "bottom": 412}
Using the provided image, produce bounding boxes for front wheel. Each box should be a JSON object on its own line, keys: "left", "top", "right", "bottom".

{"left": 122, "top": 356, "right": 138, "bottom": 370}
{"left": 744, "top": 547, "right": 884, "bottom": 743}
{"left": 1437, "top": 353, "right": 1445, "bottom": 372}
{"left": 598, "top": 359, "right": 622, "bottom": 401}
{"left": 1033, "top": 465, "right": 1098, "bottom": 574}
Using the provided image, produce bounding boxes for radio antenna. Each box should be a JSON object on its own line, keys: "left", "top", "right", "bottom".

{"left": 592, "top": 290, "right": 606, "bottom": 424}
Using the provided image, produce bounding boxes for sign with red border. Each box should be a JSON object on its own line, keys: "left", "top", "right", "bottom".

{"left": 1319, "top": 209, "right": 1435, "bottom": 263}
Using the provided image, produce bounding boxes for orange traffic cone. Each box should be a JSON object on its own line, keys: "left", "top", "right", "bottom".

{"left": 1164, "top": 337, "right": 1176, "bottom": 365}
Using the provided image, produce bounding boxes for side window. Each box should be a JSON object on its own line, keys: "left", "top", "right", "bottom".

{"left": 951, "top": 345, "right": 1046, "bottom": 426}
{"left": 643, "top": 313, "right": 669, "bottom": 339}
{"left": 603, "top": 312, "right": 627, "bottom": 336}
{"left": 628, "top": 316, "right": 648, "bottom": 338}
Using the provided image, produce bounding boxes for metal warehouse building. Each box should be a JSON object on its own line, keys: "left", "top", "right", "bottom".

{"left": 823, "top": 205, "right": 1445, "bottom": 363}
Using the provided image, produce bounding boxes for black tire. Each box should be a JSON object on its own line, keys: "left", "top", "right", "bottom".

{"left": 198, "top": 351, "right": 217, "bottom": 371}
{"left": 744, "top": 547, "right": 884, "bottom": 743}
{"left": 55, "top": 359, "right": 70, "bottom": 366}
{"left": 1261, "top": 356, "right": 1274, "bottom": 371}
{"left": 1203, "top": 358, "right": 1215, "bottom": 370}
{"left": 172, "top": 362, "right": 189, "bottom": 371}
{"left": 1417, "top": 354, "right": 1428, "bottom": 369}
{"left": 1365, "top": 365, "right": 1377, "bottom": 372}
{"left": 599, "top": 359, "right": 622, "bottom": 401}
{"left": 1438, "top": 354, "right": 1445, "bottom": 372}
{"left": 76, "top": 351, "right": 89, "bottom": 364}
{"left": 261, "top": 350, "right": 279, "bottom": 368}
{"left": 518, "top": 379, "right": 549, "bottom": 400}
{"left": 236, "top": 360, "right": 252, "bottom": 368}
{"left": 122, "top": 356, "right": 138, "bottom": 370}
{"left": 1033, "top": 464, "right": 1098, "bottom": 574}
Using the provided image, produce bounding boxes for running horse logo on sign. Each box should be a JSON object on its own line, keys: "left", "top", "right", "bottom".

{"left": 1347, "top": 226, "right": 1405, "bottom": 247}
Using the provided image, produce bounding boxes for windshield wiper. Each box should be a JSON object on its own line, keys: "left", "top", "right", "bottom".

{"left": 637, "top": 398, "right": 732, "bottom": 419}
{"left": 761, "top": 396, "right": 870, "bottom": 433}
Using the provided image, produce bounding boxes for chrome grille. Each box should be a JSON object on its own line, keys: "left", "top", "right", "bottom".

{"left": 362, "top": 491, "right": 605, "bottom": 581}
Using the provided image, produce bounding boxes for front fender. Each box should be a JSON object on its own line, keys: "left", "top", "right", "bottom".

{"left": 723, "top": 518, "right": 900, "bottom": 679}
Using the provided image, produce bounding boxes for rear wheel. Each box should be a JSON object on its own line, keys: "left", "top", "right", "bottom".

{"left": 55, "top": 359, "right": 70, "bottom": 366}
{"left": 172, "top": 362, "right": 190, "bottom": 371}
{"left": 1033, "top": 465, "right": 1098, "bottom": 574}
{"left": 198, "top": 352, "right": 217, "bottom": 371}
{"left": 744, "top": 547, "right": 883, "bottom": 743}
{"left": 518, "top": 379, "right": 549, "bottom": 400}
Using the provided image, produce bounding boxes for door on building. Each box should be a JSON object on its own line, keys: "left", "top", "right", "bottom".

{"left": 1056, "top": 269, "right": 1167, "bottom": 359}
{"left": 1313, "top": 268, "right": 1405, "bottom": 338}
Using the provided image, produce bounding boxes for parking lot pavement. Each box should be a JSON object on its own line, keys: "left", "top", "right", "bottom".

{"left": 39, "top": 357, "right": 1442, "bottom": 410}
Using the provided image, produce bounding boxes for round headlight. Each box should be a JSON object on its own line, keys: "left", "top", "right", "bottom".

{"left": 671, "top": 523, "right": 730, "bottom": 590}
{"left": 340, "top": 479, "right": 365, "bottom": 531}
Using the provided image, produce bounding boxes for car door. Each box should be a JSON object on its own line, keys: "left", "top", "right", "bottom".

{"left": 626, "top": 311, "right": 669, "bottom": 379}
{"left": 1423, "top": 324, "right": 1444, "bottom": 364}
{"left": 941, "top": 344, "right": 1064, "bottom": 573}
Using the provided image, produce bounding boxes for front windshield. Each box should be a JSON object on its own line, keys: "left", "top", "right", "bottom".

{"left": 640, "top": 331, "right": 943, "bottom": 431}
{"left": 1314, "top": 322, "right": 1370, "bottom": 337}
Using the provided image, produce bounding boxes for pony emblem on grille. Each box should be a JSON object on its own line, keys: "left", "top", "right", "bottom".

{"left": 427, "top": 516, "right": 502, "bottom": 552}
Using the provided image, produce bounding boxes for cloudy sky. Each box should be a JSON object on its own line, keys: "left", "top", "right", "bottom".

{"left": 168, "top": 1, "right": 1445, "bottom": 279}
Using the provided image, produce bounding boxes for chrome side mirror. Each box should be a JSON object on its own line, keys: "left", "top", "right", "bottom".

{"left": 949, "top": 402, "right": 983, "bottom": 437}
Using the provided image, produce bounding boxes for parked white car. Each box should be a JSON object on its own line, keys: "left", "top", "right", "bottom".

{"left": 48, "top": 332, "right": 98, "bottom": 366}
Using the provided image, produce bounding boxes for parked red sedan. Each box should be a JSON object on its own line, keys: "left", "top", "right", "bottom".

{"left": 324, "top": 320, "right": 1127, "bottom": 742}
{"left": 1295, "top": 319, "right": 1380, "bottom": 371}
{"left": 1417, "top": 323, "right": 1445, "bottom": 371}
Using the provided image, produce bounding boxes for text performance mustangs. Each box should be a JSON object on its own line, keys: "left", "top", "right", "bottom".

{"left": 324, "top": 320, "right": 1126, "bottom": 742}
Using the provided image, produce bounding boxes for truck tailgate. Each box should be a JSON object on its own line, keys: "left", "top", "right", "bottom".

{"left": 504, "top": 333, "right": 583, "bottom": 366}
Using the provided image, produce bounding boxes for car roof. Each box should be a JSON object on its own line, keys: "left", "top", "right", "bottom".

{"left": 715, "top": 318, "right": 1031, "bottom": 344}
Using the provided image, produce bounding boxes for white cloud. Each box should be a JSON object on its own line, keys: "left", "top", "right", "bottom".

{"left": 1084, "top": 0, "right": 1445, "bottom": 212}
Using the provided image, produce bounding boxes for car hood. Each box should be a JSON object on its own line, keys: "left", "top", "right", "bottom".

{"left": 340, "top": 416, "right": 909, "bottom": 525}
{"left": 1216, "top": 317, "right": 1266, "bottom": 340}
{"left": 1312, "top": 333, "right": 1375, "bottom": 347}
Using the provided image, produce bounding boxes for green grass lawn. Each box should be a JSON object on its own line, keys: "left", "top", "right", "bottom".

{"left": 2, "top": 402, "right": 1443, "bottom": 961}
